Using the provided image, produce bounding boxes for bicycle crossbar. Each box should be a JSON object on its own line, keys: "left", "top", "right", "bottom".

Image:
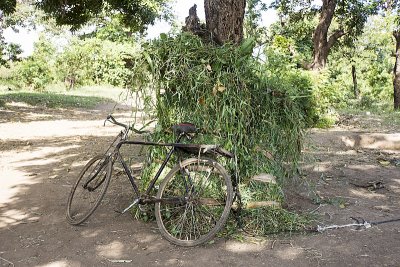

{"left": 119, "top": 141, "right": 234, "bottom": 158}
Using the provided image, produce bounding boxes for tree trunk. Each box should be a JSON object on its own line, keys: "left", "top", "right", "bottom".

{"left": 393, "top": 31, "right": 400, "bottom": 110}
{"left": 0, "top": 11, "right": 6, "bottom": 66}
{"left": 308, "top": 0, "right": 344, "bottom": 70}
{"left": 352, "top": 65, "right": 359, "bottom": 99}
{"left": 204, "top": 0, "right": 246, "bottom": 45}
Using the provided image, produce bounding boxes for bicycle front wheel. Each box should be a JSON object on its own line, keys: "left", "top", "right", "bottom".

{"left": 66, "top": 154, "right": 112, "bottom": 225}
{"left": 155, "top": 158, "right": 233, "bottom": 246}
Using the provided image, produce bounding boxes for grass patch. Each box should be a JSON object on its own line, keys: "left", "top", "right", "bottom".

{"left": 239, "top": 207, "right": 311, "bottom": 235}
{"left": 45, "top": 84, "right": 127, "bottom": 102}
{"left": 0, "top": 92, "right": 111, "bottom": 109}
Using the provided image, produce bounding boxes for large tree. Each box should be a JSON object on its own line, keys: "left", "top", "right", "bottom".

{"left": 384, "top": 0, "right": 400, "bottom": 109}
{"left": 204, "top": 0, "right": 246, "bottom": 44}
{"left": 393, "top": 29, "right": 400, "bottom": 109}
{"left": 183, "top": 0, "right": 247, "bottom": 45}
{"left": 272, "top": 0, "right": 375, "bottom": 70}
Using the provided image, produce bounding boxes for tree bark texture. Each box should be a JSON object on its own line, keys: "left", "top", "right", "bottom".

{"left": 309, "top": 0, "right": 344, "bottom": 70}
{"left": 204, "top": 0, "right": 246, "bottom": 45}
{"left": 393, "top": 31, "right": 400, "bottom": 110}
{"left": 184, "top": 4, "right": 201, "bottom": 33}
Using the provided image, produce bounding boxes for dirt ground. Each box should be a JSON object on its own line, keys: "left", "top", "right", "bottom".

{"left": 0, "top": 101, "right": 399, "bottom": 267}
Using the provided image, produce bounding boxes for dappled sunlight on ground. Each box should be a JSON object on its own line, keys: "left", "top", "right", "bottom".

{"left": 0, "top": 143, "right": 80, "bottom": 225}
{"left": 0, "top": 168, "right": 34, "bottom": 206}
{"left": 312, "top": 162, "right": 332, "bottom": 172}
{"left": 0, "top": 102, "right": 399, "bottom": 266}
{"left": 347, "top": 164, "right": 379, "bottom": 171}
{"left": 0, "top": 208, "right": 40, "bottom": 228}
{"left": 80, "top": 229, "right": 103, "bottom": 238}
{"left": 225, "top": 240, "right": 267, "bottom": 253}
{"left": 96, "top": 240, "right": 126, "bottom": 258}
{"left": 275, "top": 246, "right": 303, "bottom": 261}
{"left": 0, "top": 119, "right": 118, "bottom": 140}
{"left": 349, "top": 189, "right": 387, "bottom": 200}
{"left": 36, "top": 260, "right": 80, "bottom": 267}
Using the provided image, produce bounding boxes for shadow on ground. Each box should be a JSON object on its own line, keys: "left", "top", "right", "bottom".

{"left": 0, "top": 103, "right": 399, "bottom": 266}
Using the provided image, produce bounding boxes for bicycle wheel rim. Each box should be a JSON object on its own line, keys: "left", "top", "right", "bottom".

{"left": 66, "top": 155, "right": 112, "bottom": 225}
{"left": 155, "top": 158, "right": 233, "bottom": 246}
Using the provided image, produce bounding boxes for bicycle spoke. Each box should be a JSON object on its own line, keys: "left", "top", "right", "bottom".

{"left": 156, "top": 158, "right": 233, "bottom": 246}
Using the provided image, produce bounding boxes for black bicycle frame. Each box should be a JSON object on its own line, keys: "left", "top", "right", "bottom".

{"left": 113, "top": 133, "right": 185, "bottom": 201}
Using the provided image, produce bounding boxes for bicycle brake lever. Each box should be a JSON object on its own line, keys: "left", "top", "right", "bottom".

{"left": 104, "top": 114, "right": 114, "bottom": 126}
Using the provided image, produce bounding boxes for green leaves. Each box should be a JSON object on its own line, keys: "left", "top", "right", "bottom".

{"left": 0, "top": 0, "right": 17, "bottom": 15}
{"left": 239, "top": 37, "right": 256, "bottom": 55}
{"left": 130, "top": 33, "right": 313, "bottom": 181}
{"left": 36, "top": 0, "right": 170, "bottom": 32}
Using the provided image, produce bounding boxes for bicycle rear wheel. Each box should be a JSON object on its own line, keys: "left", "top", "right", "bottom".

{"left": 66, "top": 154, "right": 112, "bottom": 225}
{"left": 155, "top": 158, "right": 233, "bottom": 246}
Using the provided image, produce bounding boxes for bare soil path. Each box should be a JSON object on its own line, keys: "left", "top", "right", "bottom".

{"left": 0, "top": 103, "right": 399, "bottom": 266}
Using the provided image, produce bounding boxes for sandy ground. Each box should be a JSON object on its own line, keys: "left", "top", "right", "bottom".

{"left": 0, "top": 102, "right": 399, "bottom": 266}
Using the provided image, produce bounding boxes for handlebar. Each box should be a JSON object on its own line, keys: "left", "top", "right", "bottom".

{"left": 104, "top": 114, "right": 152, "bottom": 134}
{"left": 104, "top": 114, "right": 129, "bottom": 131}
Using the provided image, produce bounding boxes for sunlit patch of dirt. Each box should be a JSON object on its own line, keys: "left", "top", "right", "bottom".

{"left": 0, "top": 103, "right": 399, "bottom": 266}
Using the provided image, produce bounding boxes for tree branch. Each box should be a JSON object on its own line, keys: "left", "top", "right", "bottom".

{"left": 327, "top": 29, "right": 345, "bottom": 50}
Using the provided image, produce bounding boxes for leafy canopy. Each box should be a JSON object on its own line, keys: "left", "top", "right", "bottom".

{"left": 0, "top": 0, "right": 17, "bottom": 15}
{"left": 0, "top": 0, "right": 170, "bottom": 31}
{"left": 271, "top": 0, "right": 378, "bottom": 46}
{"left": 36, "top": 0, "right": 170, "bottom": 31}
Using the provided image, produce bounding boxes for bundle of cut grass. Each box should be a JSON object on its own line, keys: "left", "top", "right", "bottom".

{"left": 129, "top": 33, "right": 315, "bottom": 234}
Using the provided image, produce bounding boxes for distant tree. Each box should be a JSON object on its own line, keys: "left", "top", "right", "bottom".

{"left": 0, "top": 0, "right": 16, "bottom": 65}
{"left": 393, "top": 29, "right": 400, "bottom": 109}
{"left": 36, "top": 0, "right": 170, "bottom": 32}
{"left": 0, "top": 1, "right": 39, "bottom": 66}
{"left": 272, "top": 0, "right": 377, "bottom": 70}
{"left": 0, "top": 0, "right": 17, "bottom": 15}
{"left": 4, "top": 42, "right": 22, "bottom": 61}
{"left": 384, "top": 0, "right": 400, "bottom": 109}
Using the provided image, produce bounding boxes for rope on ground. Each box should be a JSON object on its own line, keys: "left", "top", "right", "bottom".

{"left": 316, "top": 217, "right": 400, "bottom": 233}
{"left": 317, "top": 221, "right": 371, "bottom": 232}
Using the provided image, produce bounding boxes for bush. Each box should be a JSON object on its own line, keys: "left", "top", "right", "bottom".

{"left": 129, "top": 33, "right": 316, "bottom": 234}
{"left": 56, "top": 38, "right": 137, "bottom": 89}
{"left": 14, "top": 36, "right": 56, "bottom": 90}
{"left": 131, "top": 33, "right": 314, "bottom": 183}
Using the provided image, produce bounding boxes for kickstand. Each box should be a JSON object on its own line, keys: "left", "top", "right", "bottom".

{"left": 114, "top": 199, "right": 139, "bottom": 216}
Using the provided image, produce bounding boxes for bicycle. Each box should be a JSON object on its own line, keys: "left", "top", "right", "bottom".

{"left": 66, "top": 114, "right": 238, "bottom": 246}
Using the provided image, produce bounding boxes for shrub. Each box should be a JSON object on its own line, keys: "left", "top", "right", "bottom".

{"left": 128, "top": 33, "right": 315, "bottom": 234}
{"left": 15, "top": 35, "right": 56, "bottom": 90}
{"left": 131, "top": 33, "right": 314, "bottom": 182}
{"left": 56, "top": 37, "right": 137, "bottom": 89}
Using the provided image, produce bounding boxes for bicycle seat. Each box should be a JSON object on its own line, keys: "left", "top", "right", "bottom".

{"left": 171, "top": 123, "right": 197, "bottom": 134}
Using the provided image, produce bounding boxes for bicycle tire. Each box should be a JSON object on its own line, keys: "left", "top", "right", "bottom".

{"left": 155, "top": 158, "right": 233, "bottom": 246}
{"left": 66, "top": 154, "right": 112, "bottom": 225}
